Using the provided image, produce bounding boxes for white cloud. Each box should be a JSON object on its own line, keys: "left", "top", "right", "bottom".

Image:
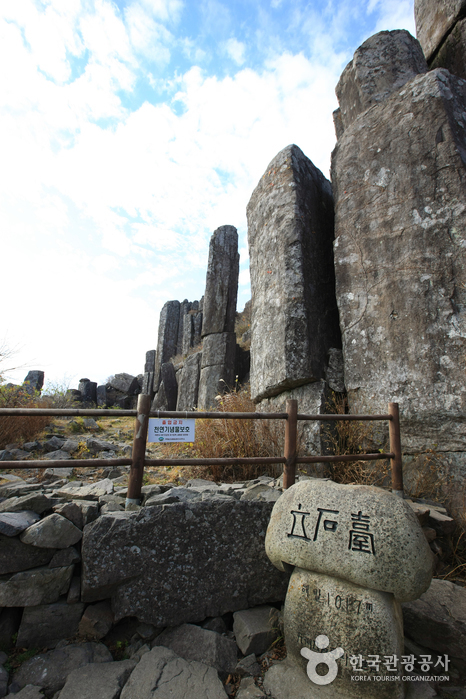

{"left": 367, "top": 0, "right": 415, "bottom": 35}
{"left": 225, "top": 38, "right": 245, "bottom": 65}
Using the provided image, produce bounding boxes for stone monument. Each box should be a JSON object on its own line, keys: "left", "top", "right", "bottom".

{"left": 265, "top": 480, "right": 433, "bottom": 698}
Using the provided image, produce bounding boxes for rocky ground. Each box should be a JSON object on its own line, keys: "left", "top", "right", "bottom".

{"left": 0, "top": 418, "right": 465, "bottom": 698}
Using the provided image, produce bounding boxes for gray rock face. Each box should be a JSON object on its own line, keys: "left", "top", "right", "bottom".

{"left": 142, "top": 349, "right": 156, "bottom": 396}
{"left": 335, "top": 30, "right": 427, "bottom": 134}
{"left": 78, "top": 601, "right": 114, "bottom": 639}
{"left": 431, "top": 16, "right": 466, "bottom": 81}
{"left": 152, "top": 623, "right": 237, "bottom": 677}
{"left": 20, "top": 513, "right": 82, "bottom": 548}
{"left": 0, "top": 511, "right": 40, "bottom": 537}
{"left": 154, "top": 301, "right": 180, "bottom": 391}
{"left": 81, "top": 501, "right": 290, "bottom": 626}
{"left": 58, "top": 659, "right": 137, "bottom": 699}
{"left": 233, "top": 606, "right": 279, "bottom": 656}
{"left": 23, "top": 370, "right": 44, "bottom": 393}
{"left": 16, "top": 601, "right": 85, "bottom": 648}
{"left": 265, "top": 480, "right": 433, "bottom": 602}
{"left": 198, "top": 332, "right": 236, "bottom": 408}
{"left": 52, "top": 500, "right": 99, "bottom": 529}
{"left": 108, "top": 373, "right": 140, "bottom": 396}
{"left": 402, "top": 578, "right": 466, "bottom": 662}
{"left": 332, "top": 66, "right": 466, "bottom": 453}
{"left": 120, "top": 646, "right": 228, "bottom": 699}
{"left": 12, "top": 642, "right": 112, "bottom": 696}
{"left": 0, "top": 565, "right": 74, "bottom": 606}
{"left": 0, "top": 535, "right": 56, "bottom": 574}
{"left": 247, "top": 145, "right": 340, "bottom": 403}
{"left": 176, "top": 351, "right": 202, "bottom": 410}
{"left": 202, "top": 226, "right": 239, "bottom": 336}
{"left": 256, "top": 381, "right": 329, "bottom": 473}
{"left": 0, "top": 492, "right": 53, "bottom": 514}
{"left": 415, "top": 0, "right": 466, "bottom": 61}
{"left": 160, "top": 362, "right": 178, "bottom": 411}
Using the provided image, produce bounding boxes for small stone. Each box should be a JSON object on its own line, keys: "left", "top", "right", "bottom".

{"left": 20, "top": 514, "right": 82, "bottom": 549}
{"left": 235, "top": 654, "right": 262, "bottom": 678}
{"left": 402, "top": 578, "right": 466, "bottom": 663}
{"left": 236, "top": 677, "right": 266, "bottom": 699}
{"left": 119, "top": 646, "right": 228, "bottom": 699}
{"left": 0, "top": 493, "right": 53, "bottom": 515}
{"left": 48, "top": 547, "right": 81, "bottom": 568}
{"left": 0, "top": 511, "right": 40, "bottom": 537}
{"left": 78, "top": 601, "right": 114, "bottom": 640}
{"left": 152, "top": 623, "right": 237, "bottom": 678}
{"left": 0, "top": 565, "right": 74, "bottom": 606}
{"left": 67, "top": 576, "right": 81, "bottom": 604}
{"left": 58, "top": 659, "right": 137, "bottom": 699}
{"left": 12, "top": 642, "right": 113, "bottom": 696}
{"left": 44, "top": 437, "right": 66, "bottom": 453}
{"left": 6, "top": 685, "right": 46, "bottom": 699}
{"left": 0, "top": 535, "right": 56, "bottom": 575}
{"left": 233, "top": 606, "right": 279, "bottom": 656}
{"left": 16, "top": 601, "right": 85, "bottom": 649}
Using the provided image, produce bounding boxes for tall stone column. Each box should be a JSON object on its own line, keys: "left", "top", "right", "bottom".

{"left": 332, "top": 30, "right": 466, "bottom": 455}
{"left": 198, "top": 226, "right": 239, "bottom": 409}
{"left": 153, "top": 301, "right": 180, "bottom": 393}
{"left": 247, "top": 144, "right": 341, "bottom": 405}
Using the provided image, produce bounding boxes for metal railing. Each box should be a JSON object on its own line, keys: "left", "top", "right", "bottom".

{"left": 0, "top": 397, "right": 403, "bottom": 506}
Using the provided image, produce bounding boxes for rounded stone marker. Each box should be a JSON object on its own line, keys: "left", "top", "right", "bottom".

{"left": 265, "top": 480, "right": 433, "bottom": 602}
{"left": 285, "top": 568, "right": 404, "bottom": 699}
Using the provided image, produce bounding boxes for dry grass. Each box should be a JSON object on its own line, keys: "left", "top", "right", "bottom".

{"left": 161, "top": 384, "right": 283, "bottom": 482}
{"left": 0, "top": 385, "right": 51, "bottom": 449}
{"left": 322, "top": 392, "right": 390, "bottom": 487}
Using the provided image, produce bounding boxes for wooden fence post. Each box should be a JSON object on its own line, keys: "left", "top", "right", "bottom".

{"left": 126, "top": 393, "right": 151, "bottom": 509}
{"left": 388, "top": 402, "right": 404, "bottom": 498}
{"left": 283, "top": 399, "right": 298, "bottom": 489}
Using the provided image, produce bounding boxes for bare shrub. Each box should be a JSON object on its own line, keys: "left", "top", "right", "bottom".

{"left": 161, "top": 384, "right": 283, "bottom": 482}
{"left": 323, "top": 392, "right": 390, "bottom": 486}
{"left": 0, "top": 385, "right": 50, "bottom": 448}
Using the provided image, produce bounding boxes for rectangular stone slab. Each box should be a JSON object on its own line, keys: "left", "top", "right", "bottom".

{"left": 81, "top": 500, "right": 290, "bottom": 626}
{"left": 265, "top": 480, "right": 433, "bottom": 602}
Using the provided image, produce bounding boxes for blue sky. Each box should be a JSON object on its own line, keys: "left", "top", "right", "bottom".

{"left": 0, "top": 0, "right": 415, "bottom": 389}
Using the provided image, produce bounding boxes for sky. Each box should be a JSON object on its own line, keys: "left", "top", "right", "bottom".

{"left": 0, "top": 0, "right": 415, "bottom": 391}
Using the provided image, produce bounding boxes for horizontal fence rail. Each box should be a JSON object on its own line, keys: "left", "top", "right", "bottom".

{"left": 0, "top": 398, "right": 404, "bottom": 506}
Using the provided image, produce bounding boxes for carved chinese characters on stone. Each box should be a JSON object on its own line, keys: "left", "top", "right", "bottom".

{"left": 266, "top": 480, "right": 433, "bottom": 602}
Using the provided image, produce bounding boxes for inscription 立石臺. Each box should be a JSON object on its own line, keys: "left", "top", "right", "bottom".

{"left": 348, "top": 511, "right": 376, "bottom": 555}
{"left": 287, "top": 505, "right": 376, "bottom": 556}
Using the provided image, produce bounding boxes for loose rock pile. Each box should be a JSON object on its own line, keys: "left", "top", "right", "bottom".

{"left": 0, "top": 452, "right": 464, "bottom": 698}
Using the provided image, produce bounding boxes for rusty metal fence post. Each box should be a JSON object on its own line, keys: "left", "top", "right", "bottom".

{"left": 388, "top": 402, "right": 404, "bottom": 498}
{"left": 126, "top": 393, "right": 151, "bottom": 509}
{"left": 283, "top": 399, "right": 298, "bottom": 489}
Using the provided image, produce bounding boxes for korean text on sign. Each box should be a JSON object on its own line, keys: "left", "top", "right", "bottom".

{"left": 148, "top": 418, "right": 196, "bottom": 443}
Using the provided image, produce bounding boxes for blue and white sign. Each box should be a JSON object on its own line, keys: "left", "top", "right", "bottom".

{"left": 148, "top": 418, "right": 195, "bottom": 443}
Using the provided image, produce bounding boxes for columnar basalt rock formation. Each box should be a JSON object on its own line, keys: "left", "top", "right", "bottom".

{"left": 150, "top": 225, "right": 240, "bottom": 411}
{"left": 246, "top": 145, "right": 342, "bottom": 461}
{"left": 198, "top": 226, "right": 239, "bottom": 409}
{"left": 331, "top": 30, "right": 466, "bottom": 460}
{"left": 415, "top": 0, "right": 466, "bottom": 79}
{"left": 247, "top": 145, "right": 341, "bottom": 404}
